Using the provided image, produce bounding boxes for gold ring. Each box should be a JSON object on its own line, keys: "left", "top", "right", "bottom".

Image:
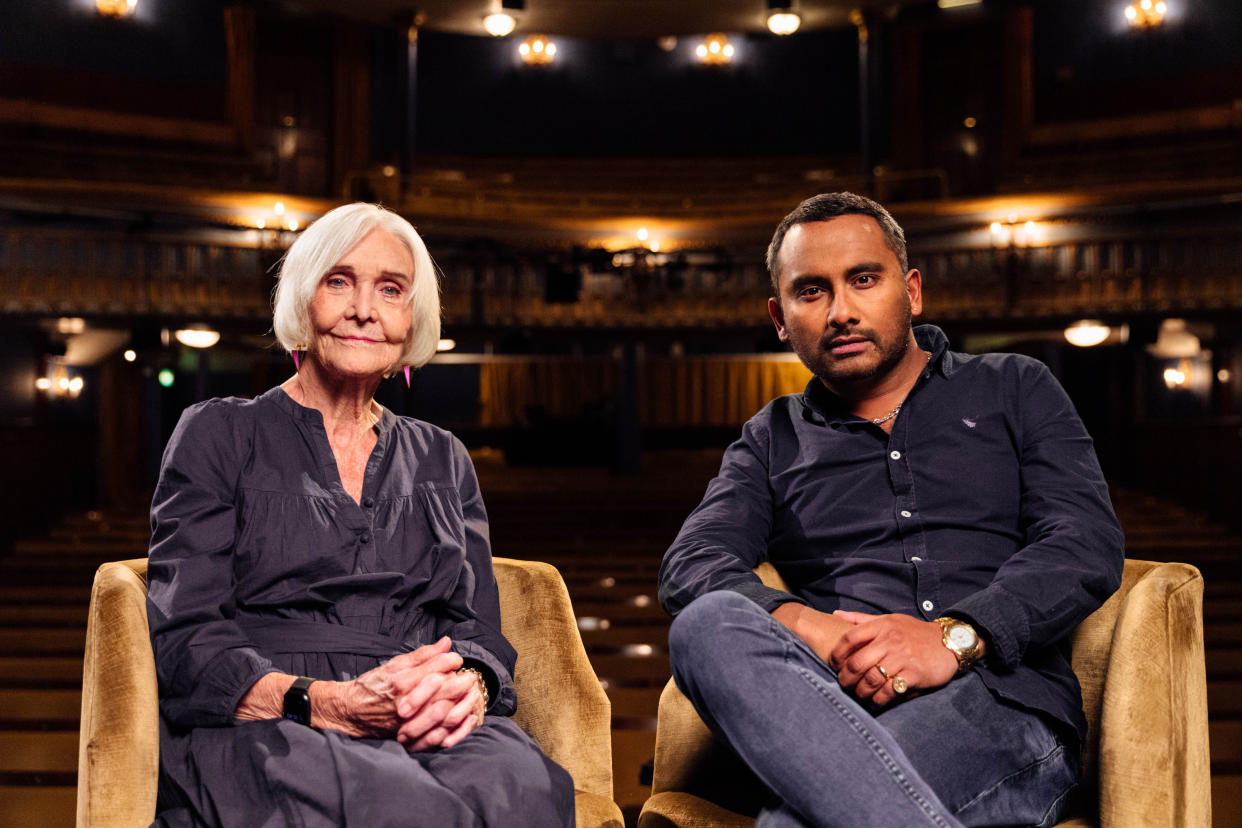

{"left": 892, "top": 676, "right": 908, "bottom": 694}
{"left": 876, "top": 665, "right": 889, "bottom": 679}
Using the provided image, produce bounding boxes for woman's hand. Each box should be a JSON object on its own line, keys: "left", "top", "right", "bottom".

{"left": 394, "top": 669, "right": 484, "bottom": 752}
{"left": 314, "top": 637, "right": 464, "bottom": 738}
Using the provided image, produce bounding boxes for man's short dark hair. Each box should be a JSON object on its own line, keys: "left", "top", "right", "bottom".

{"left": 765, "top": 192, "right": 909, "bottom": 296}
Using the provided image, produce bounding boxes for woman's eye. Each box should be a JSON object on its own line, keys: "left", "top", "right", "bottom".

{"left": 325, "top": 276, "right": 348, "bottom": 288}
{"left": 381, "top": 285, "right": 402, "bottom": 297}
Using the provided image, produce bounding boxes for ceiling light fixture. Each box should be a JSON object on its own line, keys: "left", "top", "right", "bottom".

{"left": 937, "top": 0, "right": 983, "bottom": 8}
{"left": 766, "top": 1, "right": 801, "bottom": 35}
{"left": 483, "top": 0, "right": 523, "bottom": 37}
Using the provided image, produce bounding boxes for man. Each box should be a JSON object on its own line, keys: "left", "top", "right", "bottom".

{"left": 659, "top": 193, "right": 1123, "bottom": 828}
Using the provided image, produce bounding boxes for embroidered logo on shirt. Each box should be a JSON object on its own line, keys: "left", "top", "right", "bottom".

{"left": 962, "top": 418, "right": 977, "bottom": 428}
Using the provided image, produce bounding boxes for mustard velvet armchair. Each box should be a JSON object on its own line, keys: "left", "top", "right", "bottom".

{"left": 77, "top": 557, "right": 624, "bottom": 828}
{"left": 638, "top": 558, "right": 1210, "bottom": 828}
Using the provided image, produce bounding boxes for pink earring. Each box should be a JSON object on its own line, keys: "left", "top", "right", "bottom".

{"left": 292, "top": 350, "right": 301, "bottom": 371}
{"left": 403, "top": 365, "right": 411, "bottom": 388}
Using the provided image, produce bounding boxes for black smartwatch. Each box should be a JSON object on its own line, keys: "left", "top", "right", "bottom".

{"left": 282, "top": 676, "right": 315, "bottom": 725}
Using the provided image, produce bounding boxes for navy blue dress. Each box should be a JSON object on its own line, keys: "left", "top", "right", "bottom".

{"left": 146, "top": 388, "right": 574, "bottom": 827}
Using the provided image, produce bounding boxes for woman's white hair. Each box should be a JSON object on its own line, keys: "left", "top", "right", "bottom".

{"left": 272, "top": 203, "right": 441, "bottom": 371}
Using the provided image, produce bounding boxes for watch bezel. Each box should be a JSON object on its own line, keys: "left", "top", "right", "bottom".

{"left": 282, "top": 676, "right": 315, "bottom": 725}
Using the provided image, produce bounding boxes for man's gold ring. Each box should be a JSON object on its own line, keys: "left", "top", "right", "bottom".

{"left": 876, "top": 665, "right": 889, "bottom": 679}
{"left": 892, "top": 676, "right": 909, "bottom": 694}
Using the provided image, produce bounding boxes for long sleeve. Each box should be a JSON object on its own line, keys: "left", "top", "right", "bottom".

{"left": 947, "top": 361, "right": 1125, "bottom": 670}
{"left": 659, "top": 414, "right": 805, "bottom": 617}
{"left": 432, "top": 436, "right": 517, "bottom": 714}
{"left": 146, "top": 401, "right": 276, "bottom": 728}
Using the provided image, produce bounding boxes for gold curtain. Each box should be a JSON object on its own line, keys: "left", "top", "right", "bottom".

{"left": 478, "top": 356, "right": 811, "bottom": 429}
{"left": 478, "top": 359, "right": 619, "bottom": 428}
{"left": 641, "top": 357, "right": 812, "bottom": 427}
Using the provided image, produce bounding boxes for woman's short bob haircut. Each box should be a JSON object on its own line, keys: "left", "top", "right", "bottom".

{"left": 272, "top": 203, "right": 441, "bottom": 371}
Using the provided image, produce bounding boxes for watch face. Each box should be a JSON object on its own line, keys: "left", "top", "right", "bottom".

{"left": 948, "top": 625, "right": 977, "bottom": 649}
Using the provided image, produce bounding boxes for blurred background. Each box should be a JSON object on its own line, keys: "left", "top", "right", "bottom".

{"left": 0, "top": 0, "right": 1239, "bottom": 824}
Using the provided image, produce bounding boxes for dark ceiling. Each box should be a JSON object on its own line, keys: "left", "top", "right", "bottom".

{"left": 277, "top": 0, "right": 937, "bottom": 38}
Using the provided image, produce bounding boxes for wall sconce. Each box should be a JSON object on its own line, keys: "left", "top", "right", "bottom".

{"left": 36, "top": 361, "right": 85, "bottom": 398}
{"left": 1064, "top": 320, "right": 1112, "bottom": 348}
{"left": 519, "top": 34, "right": 557, "bottom": 64}
{"left": 696, "top": 34, "right": 735, "bottom": 65}
{"left": 483, "top": 0, "right": 523, "bottom": 36}
{"left": 96, "top": 0, "right": 137, "bottom": 18}
{"left": 175, "top": 327, "right": 221, "bottom": 349}
{"left": 1125, "top": 0, "right": 1168, "bottom": 28}
{"left": 1146, "top": 318, "right": 1200, "bottom": 359}
{"left": 766, "top": 1, "right": 800, "bottom": 35}
{"left": 989, "top": 217, "right": 1043, "bottom": 247}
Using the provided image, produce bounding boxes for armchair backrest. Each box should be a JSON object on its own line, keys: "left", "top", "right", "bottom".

{"left": 77, "top": 557, "right": 618, "bottom": 827}
{"left": 644, "top": 558, "right": 1211, "bottom": 828}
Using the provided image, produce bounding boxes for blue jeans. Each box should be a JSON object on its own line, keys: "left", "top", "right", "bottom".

{"left": 668, "top": 591, "right": 1080, "bottom": 828}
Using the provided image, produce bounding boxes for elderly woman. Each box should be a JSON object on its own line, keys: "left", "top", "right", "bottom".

{"left": 146, "top": 203, "right": 575, "bottom": 827}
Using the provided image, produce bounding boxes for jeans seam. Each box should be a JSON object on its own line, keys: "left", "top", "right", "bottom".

{"left": 788, "top": 656, "right": 955, "bottom": 828}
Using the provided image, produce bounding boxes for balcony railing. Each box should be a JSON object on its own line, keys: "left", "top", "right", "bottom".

{"left": 2, "top": 225, "right": 1240, "bottom": 325}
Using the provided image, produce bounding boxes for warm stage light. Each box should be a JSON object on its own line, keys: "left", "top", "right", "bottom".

{"left": 436, "top": 338, "right": 457, "bottom": 352}
{"left": 123, "top": 349, "right": 137, "bottom": 362}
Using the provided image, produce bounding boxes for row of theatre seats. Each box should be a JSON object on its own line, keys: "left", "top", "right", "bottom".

{"left": 1, "top": 449, "right": 1239, "bottom": 826}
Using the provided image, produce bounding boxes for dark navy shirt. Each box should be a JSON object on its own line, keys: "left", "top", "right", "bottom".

{"left": 659, "top": 325, "right": 1124, "bottom": 742}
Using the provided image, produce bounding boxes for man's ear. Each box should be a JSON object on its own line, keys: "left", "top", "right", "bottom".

{"left": 767, "top": 297, "right": 789, "bottom": 342}
{"left": 906, "top": 269, "right": 923, "bottom": 317}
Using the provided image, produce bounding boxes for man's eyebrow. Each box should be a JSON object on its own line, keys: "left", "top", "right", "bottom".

{"left": 785, "top": 274, "right": 829, "bottom": 293}
{"left": 845, "top": 261, "right": 886, "bottom": 276}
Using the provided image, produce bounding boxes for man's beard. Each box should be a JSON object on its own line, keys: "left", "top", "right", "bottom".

{"left": 789, "top": 301, "right": 913, "bottom": 391}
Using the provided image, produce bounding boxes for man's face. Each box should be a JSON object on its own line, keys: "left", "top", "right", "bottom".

{"left": 767, "top": 215, "right": 922, "bottom": 392}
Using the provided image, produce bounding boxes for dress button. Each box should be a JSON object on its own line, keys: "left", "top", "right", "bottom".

{"left": 363, "top": 497, "right": 375, "bottom": 508}
{"left": 900, "top": 510, "right": 912, "bottom": 518}
{"left": 360, "top": 533, "right": 371, "bottom": 544}
{"left": 890, "top": 450, "right": 902, "bottom": 460}
{"left": 922, "top": 600, "right": 934, "bottom": 612}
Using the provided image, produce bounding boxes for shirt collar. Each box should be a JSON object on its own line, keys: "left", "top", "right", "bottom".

{"left": 799, "top": 324, "right": 953, "bottom": 425}
{"left": 267, "top": 386, "right": 396, "bottom": 435}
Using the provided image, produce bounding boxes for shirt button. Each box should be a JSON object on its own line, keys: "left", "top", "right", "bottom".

{"left": 360, "top": 533, "right": 371, "bottom": 544}
{"left": 362, "top": 497, "right": 375, "bottom": 508}
{"left": 922, "top": 600, "right": 934, "bottom": 612}
{"left": 900, "top": 510, "right": 912, "bottom": 518}
{"left": 911, "top": 556, "right": 922, "bottom": 562}
{"left": 890, "top": 450, "right": 902, "bottom": 460}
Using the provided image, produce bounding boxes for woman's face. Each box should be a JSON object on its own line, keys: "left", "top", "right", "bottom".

{"left": 307, "top": 227, "right": 415, "bottom": 381}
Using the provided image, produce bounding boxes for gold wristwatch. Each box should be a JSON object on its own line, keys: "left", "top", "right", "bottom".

{"left": 934, "top": 617, "right": 982, "bottom": 674}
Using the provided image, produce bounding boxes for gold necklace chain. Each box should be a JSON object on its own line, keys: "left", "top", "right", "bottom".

{"left": 870, "top": 351, "right": 932, "bottom": 426}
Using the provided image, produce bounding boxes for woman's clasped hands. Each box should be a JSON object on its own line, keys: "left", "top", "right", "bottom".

{"left": 320, "top": 636, "right": 485, "bottom": 752}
